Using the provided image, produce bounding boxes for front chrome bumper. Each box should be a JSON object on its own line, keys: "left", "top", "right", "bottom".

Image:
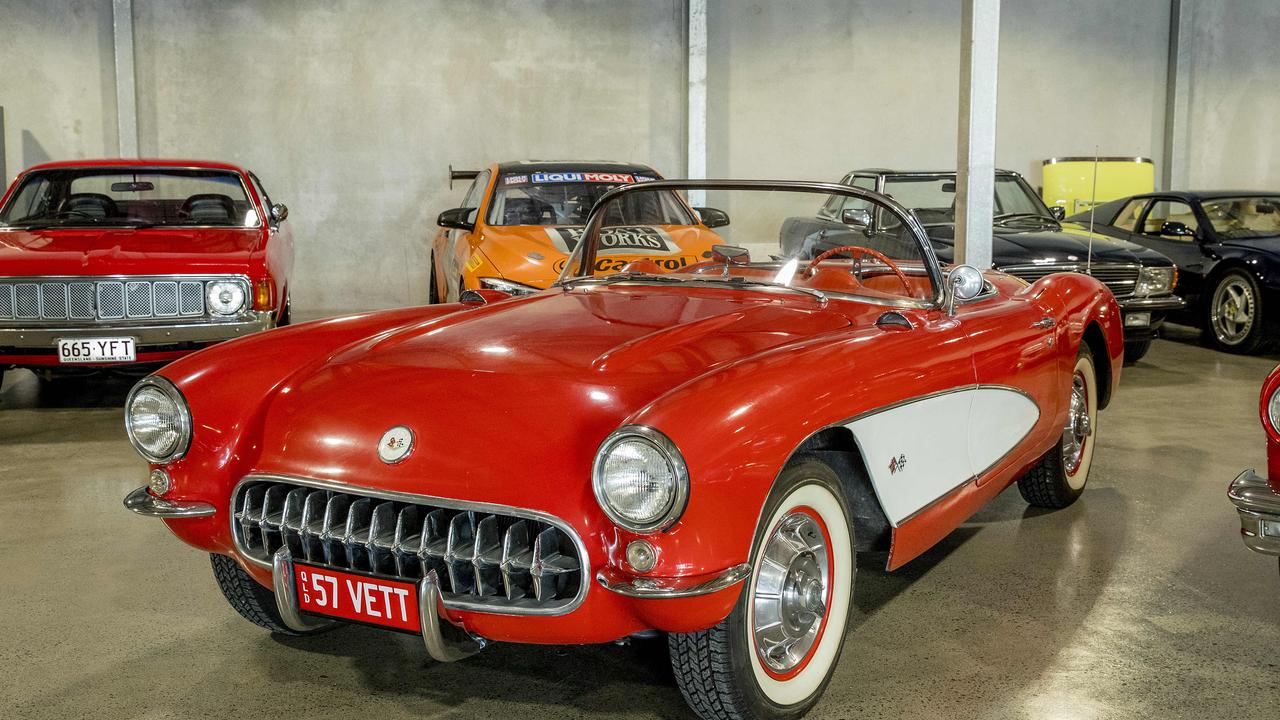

{"left": 123, "top": 486, "right": 216, "bottom": 518}
{"left": 1118, "top": 295, "right": 1186, "bottom": 313}
{"left": 0, "top": 312, "right": 273, "bottom": 349}
{"left": 596, "top": 564, "right": 752, "bottom": 599}
{"left": 1228, "top": 469, "right": 1280, "bottom": 556}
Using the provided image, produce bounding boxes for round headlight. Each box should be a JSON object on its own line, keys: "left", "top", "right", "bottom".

{"left": 125, "top": 376, "right": 192, "bottom": 463}
{"left": 1268, "top": 386, "right": 1280, "bottom": 434}
{"left": 592, "top": 426, "right": 689, "bottom": 532}
{"left": 206, "top": 280, "right": 247, "bottom": 316}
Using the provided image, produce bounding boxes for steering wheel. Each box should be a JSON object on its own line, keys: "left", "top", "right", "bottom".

{"left": 804, "top": 245, "right": 912, "bottom": 295}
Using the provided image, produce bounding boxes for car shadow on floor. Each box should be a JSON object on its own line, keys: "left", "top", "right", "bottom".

{"left": 0, "top": 369, "right": 138, "bottom": 410}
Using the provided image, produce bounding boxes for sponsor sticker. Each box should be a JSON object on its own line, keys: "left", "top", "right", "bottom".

{"left": 503, "top": 174, "right": 529, "bottom": 185}
{"left": 553, "top": 255, "right": 697, "bottom": 274}
{"left": 465, "top": 253, "right": 484, "bottom": 271}
{"left": 543, "top": 225, "right": 676, "bottom": 254}
{"left": 530, "top": 172, "right": 635, "bottom": 184}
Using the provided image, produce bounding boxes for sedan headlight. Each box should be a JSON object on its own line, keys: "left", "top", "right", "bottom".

{"left": 1134, "top": 266, "right": 1175, "bottom": 297}
{"left": 125, "top": 376, "right": 192, "bottom": 463}
{"left": 592, "top": 425, "right": 689, "bottom": 533}
{"left": 478, "top": 277, "right": 541, "bottom": 296}
{"left": 206, "top": 280, "right": 248, "bottom": 315}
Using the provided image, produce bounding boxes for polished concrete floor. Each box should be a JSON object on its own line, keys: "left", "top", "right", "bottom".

{"left": 2, "top": 326, "right": 1278, "bottom": 719}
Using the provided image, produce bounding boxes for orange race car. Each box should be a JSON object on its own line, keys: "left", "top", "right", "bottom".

{"left": 429, "top": 161, "right": 728, "bottom": 301}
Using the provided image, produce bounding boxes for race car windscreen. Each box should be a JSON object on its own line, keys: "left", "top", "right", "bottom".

{"left": 487, "top": 171, "right": 694, "bottom": 227}
{"left": 556, "top": 184, "right": 939, "bottom": 307}
{"left": 0, "top": 168, "right": 260, "bottom": 228}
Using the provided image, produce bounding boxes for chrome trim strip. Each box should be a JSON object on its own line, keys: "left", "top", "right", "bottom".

{"left": 1228, "top": 469, "right": 1280, "bottom": 556}
{"left": 231, "top": 473, "right": 591, "bottom": 617}
{"left": 1117, "top": 295, "right": 1187, "bottom": 311}
{"left": 271, "top": 548, "right": 338, "bottom": 632}
{"left": 122, "top": 486, "right": 215, "bottom": 518}
{"left": 595, "top": 563, "right": 751, "bottom": 599}
{"left": 0, "top": 313, "right": 272, "bottom": 348}
{"left": 419, "top": 570, "right": 487, "bottom": 660}
{"left": 1043, "top": 156, "right": 1153, "bottom": 165}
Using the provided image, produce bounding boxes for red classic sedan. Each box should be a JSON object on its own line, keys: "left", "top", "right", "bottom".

{"left": 0, "top": 159, "right": 293, "bottom": 377}
{"left": 122, "top": 181, "right": 1121, "bottom": 720}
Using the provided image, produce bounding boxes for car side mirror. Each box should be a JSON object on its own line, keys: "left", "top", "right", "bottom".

{"left": 269, "top": 203, "right": 289, "bottom": 224}
{"left": 437, "top": 207, "right": 476, "bottom": 231}
{"left": 711, "top": 244, "right": 750, "bottom": 265}
{"left": 840, "top": 208, "right": 873, "bottom": 233}
{"left": 693, "top": 206, "right": 730, "bottom": 228}
{"left": 1160, "top": 220, "right": 1194, "bottom": 237}
{"left": 1049, "top": 206, "right": 1066, "bottom": 221}
{"left": 943, "top": 264, "right": 985, "bottom": 315}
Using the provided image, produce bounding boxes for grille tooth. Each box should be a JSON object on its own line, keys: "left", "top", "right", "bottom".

{"left": 153, "top": 281, "right": 179, "bottom": 316}
{"left": 500, "top": 520, "right": 534, "bottom": 600}
{"left": 445, "top": 512, "right": 477, "bottom": 594}
{"left": 41, "top": 284, "right": 68, "bottom": 318}
{"left": 68, "top": 283, "right": 93, "bottom": 319}
{"left": 0, "top": 284, "right": 13, "bottom": 317}
{"left": 14, "top": 284, "right": 39, "bottom": 318}
{"left": 97, "top": 282, "right": 125, "bottom": 319}
{"left": 126, "top": 281, "right": 153, "bottom": 317}
{"left": 231, "top": 480, "right": 582, "bottom": 612}
{"left": 472, "top": 515, "right": 503, "bottom": 596}
{"left": 179, "top": 281, "right": 204, "bottom": 315}
{"left": 531, "top": 527, "right": 580, "bottom": 602}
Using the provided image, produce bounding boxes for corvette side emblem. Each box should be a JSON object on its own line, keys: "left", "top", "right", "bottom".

{"left": 888, "top": 453, "right": 907, "bottom": 475}
{"left": 378, "top": 426, "right": 414, "bottom": 464}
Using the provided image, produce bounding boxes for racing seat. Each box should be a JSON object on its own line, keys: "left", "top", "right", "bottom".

{"left": 60, "top": 193, "right": 119, "bottom": 219}
{"left": 503, "top": 198, "right": 554, "bottom": 225}
{"left": 179, "top": 194, "right": 237, "bottom": 224}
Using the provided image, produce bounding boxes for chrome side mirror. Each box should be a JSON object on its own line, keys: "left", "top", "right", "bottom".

{"left": 270, "top": 203, "right": 289, "bottom": 224}
{"left": 841, "top": 207, "right": 873, "bottom": 229}
{"left": 943, "top": 264, "right": 985, "bottom": 315}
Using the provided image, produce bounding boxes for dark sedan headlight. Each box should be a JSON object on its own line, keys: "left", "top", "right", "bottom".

{"left": 125, "top": 376, "right": 192, "bottom": 463}
{"left": 592, "top": 425, "right": 689, "bottom": 533}
{"left": 478, "top": 277, "right": 541, "bottom": 296}
{"left": 1134, "top": 266, "right": 1176, "bottom": 297}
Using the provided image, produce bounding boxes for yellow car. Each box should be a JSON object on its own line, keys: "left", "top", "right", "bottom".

{"left": 430, "top": 161, "right": 728, "bottom": 302}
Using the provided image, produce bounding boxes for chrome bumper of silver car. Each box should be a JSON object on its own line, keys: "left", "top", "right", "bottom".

{"left": 1117, "top": 295, "right": 1186, "bottom": 313}
{"left": 123, "top": 486, "right": 216, "bottom": 518}
{"left": 0, "top": 312, "right": 273, "bottom": 349}
{"left": 270, "top": 548, "right": 486, "bottom": 661}
{"left": 596, "top": 563, "right": 752, "bottom": 599}
{"left": 1228, "top": 469, "right": 1280, "bottom": 556}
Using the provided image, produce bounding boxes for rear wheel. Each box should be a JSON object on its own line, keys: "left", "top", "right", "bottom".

{"left": 1204, "top": 270, "right": 1265, "bottom": 353}
{"left": 1018, "top": 344, "right": 1098, "bottom": 509}
{"left": 669, "top": 457, "right": 854, "bottom": 720}
{"left": 210, "top": 553, "right": 315, "bottom": 635}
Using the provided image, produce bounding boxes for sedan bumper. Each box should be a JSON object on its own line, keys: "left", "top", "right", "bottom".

{"left": 1118, "top": 295, "right": 1186, "bottom": 340}
{"left": 1228, "top": 469, "right": 1280, "bottom": 556}
{"left": 0, "top": 313, "right": 273, "bottom": 365}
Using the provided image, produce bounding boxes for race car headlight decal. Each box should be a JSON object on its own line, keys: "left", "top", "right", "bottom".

{"left": 592, "top": 425, "right": 689, "bottom": 533}
{"left": 206, "top": 280, "right": 248, "bottom": 315}
{"left": 478, "top": 277, "right": 541, "bottom": 296}
{"left": 125, "top": 376, "right": 192, "bottom": 464}
{"left": 1134, "top": 266, "right": 1174, "bottom": 297}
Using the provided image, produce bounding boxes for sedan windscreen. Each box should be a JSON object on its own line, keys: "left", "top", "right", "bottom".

{"left": 0, "top": 168, "right": 259, "bottom": 228}
{"left": 487, "top": 174, "right": 693, "bottom": 227}
{"left": 1201, "top": 196, "right": 1280, "bottom": 239}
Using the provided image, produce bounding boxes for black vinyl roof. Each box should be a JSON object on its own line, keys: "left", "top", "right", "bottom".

{"left": 1127, "top": 190, "right": 1280, "bottom": 201}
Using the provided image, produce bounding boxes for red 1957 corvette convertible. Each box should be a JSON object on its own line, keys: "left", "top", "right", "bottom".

{"left": 122, "top": 181, "right": 1122, "bottom": 720}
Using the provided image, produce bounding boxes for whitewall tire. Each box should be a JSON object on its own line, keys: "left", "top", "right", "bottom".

{"left": 1017, "top": 344, "right": 1098, "bottom": 508}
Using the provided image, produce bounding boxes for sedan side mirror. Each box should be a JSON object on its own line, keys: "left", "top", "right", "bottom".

{"left": 437, "top": 207, "right": 476, "bottom": 231}
{"left": 270, "top": 203, "right": 289, "bottom": 224}
{"left": 943, "top": 264, "right": 985, "bottom": 315}
{"left": 1049, "top": 206, "right": 1066, "bottom": 221}
{"left": 693, "top": 207, "right": 730, "bottom": 229}
{"left": 1160, "top": 220, "right": 1195, "bottom": 237}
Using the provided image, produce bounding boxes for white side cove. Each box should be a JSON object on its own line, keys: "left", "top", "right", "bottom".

{"left": 845, "top": 386, "right": 1040, "bottom": 526}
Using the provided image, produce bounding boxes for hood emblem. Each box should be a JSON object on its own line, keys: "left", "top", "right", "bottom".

{"left": 378, "top": 426, "right": 414, "bottom": 464}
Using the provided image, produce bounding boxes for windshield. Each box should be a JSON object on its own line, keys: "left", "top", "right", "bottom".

{"left": 0, "top": 168, "right": 259, "bottom": 229}
{"left": 487, "top": 172, "right": 694, "bottom": 227}
{"left": 881, "top": 174, "right": 1050, "bottom": 226}
{"left": 1201, "top": 196, "right": 1280, "bottom": 239}
{"left": 556, "top": 182, "right": 940, "bottom": 307}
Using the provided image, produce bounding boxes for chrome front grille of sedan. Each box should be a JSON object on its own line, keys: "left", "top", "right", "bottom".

{"left": 0, "top": 276, "right": 245, "bottom": 322}
{"left": 1000, "top": 263, "right": 1140, "bottom": 298}
{"left": 232, "top": 477, "right": 586, "bottom": 614}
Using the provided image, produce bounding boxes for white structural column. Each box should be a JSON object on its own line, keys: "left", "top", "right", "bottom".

{"left": 955, "top": 0, "right": 1000, "bottom": 269}
{"left": 112, "top": 0, "right": 139, "bottom": 157}
{"left": 687, "top": 0, "right": 707, "bottom": 205}
{"left": 1162, "top": 0, "right": 1191, "bottom": 190}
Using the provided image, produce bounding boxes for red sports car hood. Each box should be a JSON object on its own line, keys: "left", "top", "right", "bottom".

{"left": 0, "top": 227, "right": 263, "bottom": 275}
{"left": 253, "top": 288, "right": 851, "bottom": 492}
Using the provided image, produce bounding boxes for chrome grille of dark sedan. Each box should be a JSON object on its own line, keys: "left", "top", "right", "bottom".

{"left": 0, "top": 276, "right": 244, "bottom": 322}
{"left": 232, "top": 478, "right": 585, "bottom": 614}
{"left": 1000, "top": 263, "right": 1140, "bottom": 298}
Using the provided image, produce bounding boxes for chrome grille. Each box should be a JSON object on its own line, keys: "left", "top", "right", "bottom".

{"left": 1000, "top": 263, "right": 1140, "bottom": 298}
{"left": 232, "top": 478, "right": 585, "bottom": 614}
{"left": 0, "top": 277, "right": 239, "bottom": 322}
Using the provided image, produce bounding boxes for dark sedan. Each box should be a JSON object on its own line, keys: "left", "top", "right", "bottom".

{"left": 1069, "top": 191, "right": 1280, "bottom": 353}
{"left": 781, "top": 169, "right": 1185, "bottom": 362}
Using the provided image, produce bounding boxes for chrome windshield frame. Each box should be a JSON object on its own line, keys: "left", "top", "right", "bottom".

{"left": 551, "top": 179, "right": 946, "bottom": 308}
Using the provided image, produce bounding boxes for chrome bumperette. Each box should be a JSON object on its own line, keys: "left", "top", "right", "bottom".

{"left": 122, "top": 486, "right": 215, "bottom": 518}
{"left": 1229, "top": 469, "right": 1280, "bottom": 556}
{"left": 419, "top": 570, "right": 486, "bottom": 661}
{"left": 231, "top": 474, "right": 588, "bottom": 616}
{"left": 596, "top": 563, "right": 751, "bottom": 599}
{"left": 271, "top": 548, "right": 337, "bottom": 632}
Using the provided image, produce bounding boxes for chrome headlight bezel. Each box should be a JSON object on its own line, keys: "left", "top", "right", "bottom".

{"left": 478, "top": 277, "right": 541, "bottom": 296}
{"left": 592, "top": 425, "right": 690, "bottom": 533}
{"left": 206, "top": 279, "right": 249, "bottom": 316}
{"left": 1134, "top": 266, "right": 1175, "bottom": 297}
{"left": 124, "top": 376, "right": 192, "bottom": 464}
{"left": 1267, "top": 386, "right": 1280, "bottom": 435}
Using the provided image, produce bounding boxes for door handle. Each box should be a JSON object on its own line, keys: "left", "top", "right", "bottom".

{"left": 1032, "top": 317, "right": 1056, "bottom": 329}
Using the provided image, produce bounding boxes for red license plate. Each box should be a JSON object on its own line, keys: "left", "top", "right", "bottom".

{"left": 294, "top": 563, "right": 420, "bottom": 633}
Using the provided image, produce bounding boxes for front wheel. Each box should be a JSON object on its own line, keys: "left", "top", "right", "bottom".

{"left": 1017, "top": 344, "right": 1098, "bottom": 509}
{"left": 210, "top": 553, "right": 318, "bottom": 635}
{"left": 669, "top": 457, "right": 854, "bottom": 720}
{"left": 1122, "top": 338, "right": 1151, "bottom": 364}
{"left": 1204, "top": 270, "right": 1265, "bottom": 353}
